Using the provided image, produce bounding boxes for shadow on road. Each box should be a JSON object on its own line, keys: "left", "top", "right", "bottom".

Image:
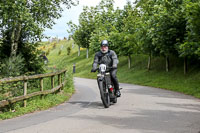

{"left": 68, "top": 101, "right": 113, "bottom": 109}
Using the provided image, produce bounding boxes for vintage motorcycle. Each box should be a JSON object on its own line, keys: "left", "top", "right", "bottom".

{"left": 96, "top": 64, "right": 117, "bottom": 108}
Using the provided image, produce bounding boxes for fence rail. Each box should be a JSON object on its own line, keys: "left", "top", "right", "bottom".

{"left": 0, "top": 69, "right": 67, "bottom": 108}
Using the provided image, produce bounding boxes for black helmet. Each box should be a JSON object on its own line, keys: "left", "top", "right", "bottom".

{"left": 101, "top": 40, "right": 109, "bottom": 47}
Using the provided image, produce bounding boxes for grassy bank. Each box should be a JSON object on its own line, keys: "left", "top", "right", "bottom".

{"left": 47, "top": 40, "right": 200, "bottom": 99}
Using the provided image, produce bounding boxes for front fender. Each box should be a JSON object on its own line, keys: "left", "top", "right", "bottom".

{"left": 97, "top": 76, "right": 104, "bottom": 81}
{"left": 97, "top": 73, "right": 105, "bottom": 81}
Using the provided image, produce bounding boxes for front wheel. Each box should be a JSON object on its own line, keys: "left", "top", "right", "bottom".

{"left": 98, "top": 80, "right": 110, "bottom": 108}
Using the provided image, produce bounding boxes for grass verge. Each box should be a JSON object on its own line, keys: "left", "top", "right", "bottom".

{"left": 0, "top": 71, "right": 74, "bottom": 120}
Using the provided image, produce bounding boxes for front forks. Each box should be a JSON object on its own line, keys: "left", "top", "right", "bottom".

{"left": 97, "top": 73, "right": 114, "bottom": 96}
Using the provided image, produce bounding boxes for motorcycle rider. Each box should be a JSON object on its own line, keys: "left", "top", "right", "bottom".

{"left": 91, "top": 40, "right": 121, "bottom": 97}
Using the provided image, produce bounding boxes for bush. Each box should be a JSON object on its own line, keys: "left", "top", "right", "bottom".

{"left": 0, "top": 33, "right": 45, "bottom": 76}
{"left": 18, "top": 42, "right": 44, "bottom": 74}
{"left": 0, "top": 54, "right": 25, "bottom": 77}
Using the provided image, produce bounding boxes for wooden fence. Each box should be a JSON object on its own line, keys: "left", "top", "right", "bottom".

{"left": 0, "top": 69, "right": 67, "bottom": 108}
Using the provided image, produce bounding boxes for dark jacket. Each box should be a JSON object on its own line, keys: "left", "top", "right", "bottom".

{"left": 92, "top": 50, "right": 119, "bottom": 70}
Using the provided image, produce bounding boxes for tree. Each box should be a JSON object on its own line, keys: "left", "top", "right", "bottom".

{"left": 67, "top": 21, "right": 81, "bottom": 56}
{"left": 89, "top": 0, "right": 117, "bottom": 53}
{"left": 120, "top": 2, "right": 141, "bottom": 69}
{"left": 0, "top": 0, "right": 78, "bottom": 58}
{"left": 135, "top": 0, "right": 156, "bottom": 70}
{"left": 68, "top": 5, "right": 97, "bottom": 58}
{"left": 179, "top": 0, "right": 200, "bottom": 74}
{"left": 137, "top": 0, "right": 186, "bottom": 72}
{"left": 78, "top": 6, "right": 96, "bottom": 58}
{"left": 0, "top": 0, "right": 78, "bottom": 75}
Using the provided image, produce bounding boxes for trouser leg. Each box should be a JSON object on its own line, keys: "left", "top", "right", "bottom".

{"left": 110, "top": 69, "right": 119, "bottom": 91}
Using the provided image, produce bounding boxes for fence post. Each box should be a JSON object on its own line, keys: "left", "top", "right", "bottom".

{"left": 64, "top": 71, "right": 66, "bottom": 81}
{"left": 51, "top": 76, "right": 54, "bottom": 89}
{"left": 73, "top": 63, "right": 76, "bottom": 73}
{"left": 58, "top": 74, "right": 61, "bottom": 91}
{"left": 61, "top": 73, "right": 63, "bottom": 83}
{"left": 23, "top": 80, "right": 27, "bottom": 107}
{"left": 40, "top": 78, "right": 44, "bottom": 99}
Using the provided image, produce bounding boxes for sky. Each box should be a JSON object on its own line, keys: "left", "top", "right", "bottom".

{"left": 43, "top": 0, "right": 129, "bottom": 40}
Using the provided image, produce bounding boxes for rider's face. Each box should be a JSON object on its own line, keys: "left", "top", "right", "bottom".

{"left": 101, "top": 46, "right": 108, "bottom": 52}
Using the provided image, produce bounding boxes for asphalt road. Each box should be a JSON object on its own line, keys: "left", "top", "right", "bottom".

{"left": 0, "top": 77, "right": 200, "bottom": 133}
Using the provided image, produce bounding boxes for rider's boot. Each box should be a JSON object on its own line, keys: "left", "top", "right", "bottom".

{"left": 115, "top": 89, "right": 121, "bottom": 97}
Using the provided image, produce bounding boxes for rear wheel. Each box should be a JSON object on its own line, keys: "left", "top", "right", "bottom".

{"left": 98, "top": 80, "right": 110, "bottom": 108}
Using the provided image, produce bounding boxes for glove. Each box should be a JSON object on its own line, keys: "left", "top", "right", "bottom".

{"left": 91, "top": 68, "right": 96, "bottom": 72}
{"left": 112, "top": 65, "right": 117, "bottom": 69}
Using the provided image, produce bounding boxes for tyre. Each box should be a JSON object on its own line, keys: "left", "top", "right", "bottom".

{"left": 98, "top": 80, "right": 110, "bottom": 108}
